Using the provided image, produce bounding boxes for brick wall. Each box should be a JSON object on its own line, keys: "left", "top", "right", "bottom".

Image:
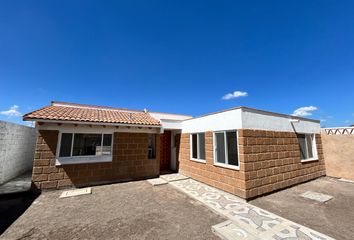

{"left": 179, "top": 132, "right": 247, "bottom": 198}
{"left": 32, "top": 130, "right": 160, "bottom": 190}
{"left": 178, "top": 129, "right": 325, "bottom": 199}
{"left": 239, "top": 129, "right": 325, "bottom": 199}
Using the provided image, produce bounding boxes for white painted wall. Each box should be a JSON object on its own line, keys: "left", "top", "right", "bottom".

{"left": 180, "top": 107, "right": 320, "bottom": 134}
{"left": 181, "top": 108, "right": 243, "bottom": 133}
{"left": 241, "top": 109, "right": 320, "bottom": 134}
{"left": 0, "top": 121, "right": 37, "bottom": 184}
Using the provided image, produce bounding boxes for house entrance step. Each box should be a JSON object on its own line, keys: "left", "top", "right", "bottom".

{"left": 146, "top": 178, "right": 168, "bottom": 186}
{"left": 159, "top": 173, "right": 189, "bottom": 182}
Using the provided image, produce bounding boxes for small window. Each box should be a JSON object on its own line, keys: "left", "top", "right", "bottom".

{"left": 214, "top": 130, "right": 239, "bottom": 168}
{"left": 190, "top": 133, "right": 206, "bottom": 161}
{"left": 148, "top": 134, "right": 156, "bottom": 159}
{"left": 297, "top": 134, "right": 317, "bottom": 161}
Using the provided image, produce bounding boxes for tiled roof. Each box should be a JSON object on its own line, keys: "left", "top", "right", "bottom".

{"left": 23, "top": 102, "right": 161, "bottom": 126}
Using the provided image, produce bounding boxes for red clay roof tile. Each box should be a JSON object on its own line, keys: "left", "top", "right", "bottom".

{"left": 23, "top": 102, "right": 161, "bottom": 126}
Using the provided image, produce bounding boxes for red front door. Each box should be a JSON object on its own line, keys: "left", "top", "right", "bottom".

{"left": 160, "top": 131, "right": 171, "bottom": 171}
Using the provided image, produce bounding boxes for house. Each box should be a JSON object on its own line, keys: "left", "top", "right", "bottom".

{"left": 23, "top": 101, "right": 325, "bottom": 199}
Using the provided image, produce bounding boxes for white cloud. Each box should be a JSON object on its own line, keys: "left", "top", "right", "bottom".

{"left": 0, "top": 105, "right": 21, "bottom": 117}
{"left": 291, "top": 106, "right": 317, "bottom": 117}
{"left": 222, "top": 91, "right": 248, "bottom": 100}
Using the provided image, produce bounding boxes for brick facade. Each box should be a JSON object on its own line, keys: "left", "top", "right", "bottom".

{"left": 32, "top": 130, "right": 160, "bottom": 190}
{"left": 178, "top": 129, "right": 325, "bottom": 199}
{"left": 239, "top": 129, "right": 325, "bottom": 199}
{"left": 179, "top": 132, "right": 248, "bottom": 198}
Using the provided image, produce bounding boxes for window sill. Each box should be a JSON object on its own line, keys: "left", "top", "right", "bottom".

{"left": 190, "top": 158, "right": 206, "bottom": 164}
{"left": 213, "top": 162, "right": 240, "bottom": 171}
{"left": 56, "top": 155, "right": 113, "bottom": 165}
{"left": 301, "top": 158, "right": 319, "bottom": 163}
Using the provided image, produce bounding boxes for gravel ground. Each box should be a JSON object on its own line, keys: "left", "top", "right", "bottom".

{"left": 0, "top": 180, "right": 225, "bottom": 240}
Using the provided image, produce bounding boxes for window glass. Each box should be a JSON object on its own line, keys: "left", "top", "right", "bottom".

{"left": 102, "top": 134, "right": 112, "bottom": 155}
{"left": 72, "top": 134, "right": 102, "bottom": 156}
{"left": 226, "top": 132, "right": 238, "bottom": 166}
{"left": 59, "top": 133, "right": 72, "bottom": 157}
{"left": 148, "top": 134, "right": 156, "bottom": 159}
{"left": 306, "top": 135, "right": 314, "bottom": 158}
{"left": 198, "top": 133, "right": 206, "bottom": 160}
{"left": 297, "top": 134, "right": 307, "bottom": 159}
{"left": 215, "top": 132, "right": 226, "bottom": 163}
{"left": 191, "top": 134, "right": 198, "bottom": 159}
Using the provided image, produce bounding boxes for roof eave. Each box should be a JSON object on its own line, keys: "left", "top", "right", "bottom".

{"left": 24, "top": 118, "right": 162, "bottom": 128}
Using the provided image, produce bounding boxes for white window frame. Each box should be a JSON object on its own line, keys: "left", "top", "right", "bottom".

{"left": 297, "top": 133, "right": 318, "bottom": 163}
{"left": 213, "top": 130, "right": 240, "bottom": 170}
{"left": 190, "top": 133, "right": 206, "bottom": 163}
{"left": 56, "top": 129, "right": 114, "bottom": 165}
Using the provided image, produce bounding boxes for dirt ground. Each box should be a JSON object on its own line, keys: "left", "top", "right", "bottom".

{"left": 0, "top": 180, "right": 225, "bottom": 240}
{"left": 250, "top": 177, "right": 354, "bottom": 240}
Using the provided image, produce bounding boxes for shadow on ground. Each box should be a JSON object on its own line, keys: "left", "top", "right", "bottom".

{"left": 0, "top": 191, "right": 40, "bottom": 234}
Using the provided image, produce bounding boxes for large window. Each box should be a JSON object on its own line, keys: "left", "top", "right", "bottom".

{"left": 57, "top": 132, "right": 113, "bottom": 165}
{"left": 297, "top": 134, "right": 317, "bottom": 161}
{"left": 148, "top": 134, "right": 156, "bottom": 159}
{"left": 214, "top": 131, "right": 239, "bottom": 169}
{"left": 190, "top": 133, "right": 206, "bottom": 162}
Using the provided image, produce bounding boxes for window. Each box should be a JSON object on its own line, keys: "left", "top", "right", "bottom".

{"left": 190, "top": 133, "right": 206, "bottom": 162}
{"left": 57, "top": 132, "right": 113, "bottom": 165}
{"left": 214, "top": 131, "right": 239, "bottom": 169}
{"left": 297, "top": 134, "right": 317, "bottom": 161}
{"left": 148, "top": 134, "right": 156, "bottom": 159}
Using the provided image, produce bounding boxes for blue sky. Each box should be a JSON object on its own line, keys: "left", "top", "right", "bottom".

{"left": 1, "top": 1, "right": 353, "bottom": 127}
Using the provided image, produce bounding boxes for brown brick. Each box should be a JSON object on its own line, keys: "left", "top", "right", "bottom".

{"left": 34, "top": 159, "right": 50, "bottom": 166}
{"left": 32, "top": 167, "right": 43, "bottom": 174}
{"left": 32, "top": 174, "right": 48, "bottom": 182}
{"left": 42, "top": 166, "right": 59, "bottom": 174}
{"left": 41, "top": 181, "right": 58, "bottom": 189}
{"left": 49, "top": 173, "right": 64, "bottom": 180}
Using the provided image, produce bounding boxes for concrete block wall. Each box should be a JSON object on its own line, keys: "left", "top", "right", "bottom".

{"left": 239, "top": 129, "right": 325, "bottom": 199}
{"left": 0, "top": 121, "right": 37, "bottom": 184}
{"left": 179, "top": 132, "right": 247, "bottom": 198}
{"left": 178, "top": 129, "right": 325, "bottom": 199}
{"left": 32, "top": 130, "right": 160, "bottom": 189}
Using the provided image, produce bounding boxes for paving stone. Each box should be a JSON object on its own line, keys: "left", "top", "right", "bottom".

{"left": 59, "top": 188, "right": 92, "bottom": 198}
{"left": 170, "top": 178, "right": 334, "bottom": 240}
{"left": 301, "top": 191, "right": 333, "bottom": 203}
{"left": 146, "top": 178, "right": 167, "bottom": 186}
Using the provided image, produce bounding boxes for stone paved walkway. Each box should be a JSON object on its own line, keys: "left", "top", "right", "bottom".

{"left": 168, "top": 177, "right": 335, "bottom": 240}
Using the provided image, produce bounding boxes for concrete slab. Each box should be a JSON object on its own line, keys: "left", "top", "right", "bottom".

{"left": 59, "top": 188, "right": 92, "bottom": 198}
{"left": 301, "top": 191, "right": 333, "bottom": 203}
{"left": 160, "top": 173, "right": 189, "bottom": 182}
{"left": 146, "top": 178, "right": 168, "bottom": 186}
{"left": 212, "top": 220, "right": 259, "bottom": 240}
